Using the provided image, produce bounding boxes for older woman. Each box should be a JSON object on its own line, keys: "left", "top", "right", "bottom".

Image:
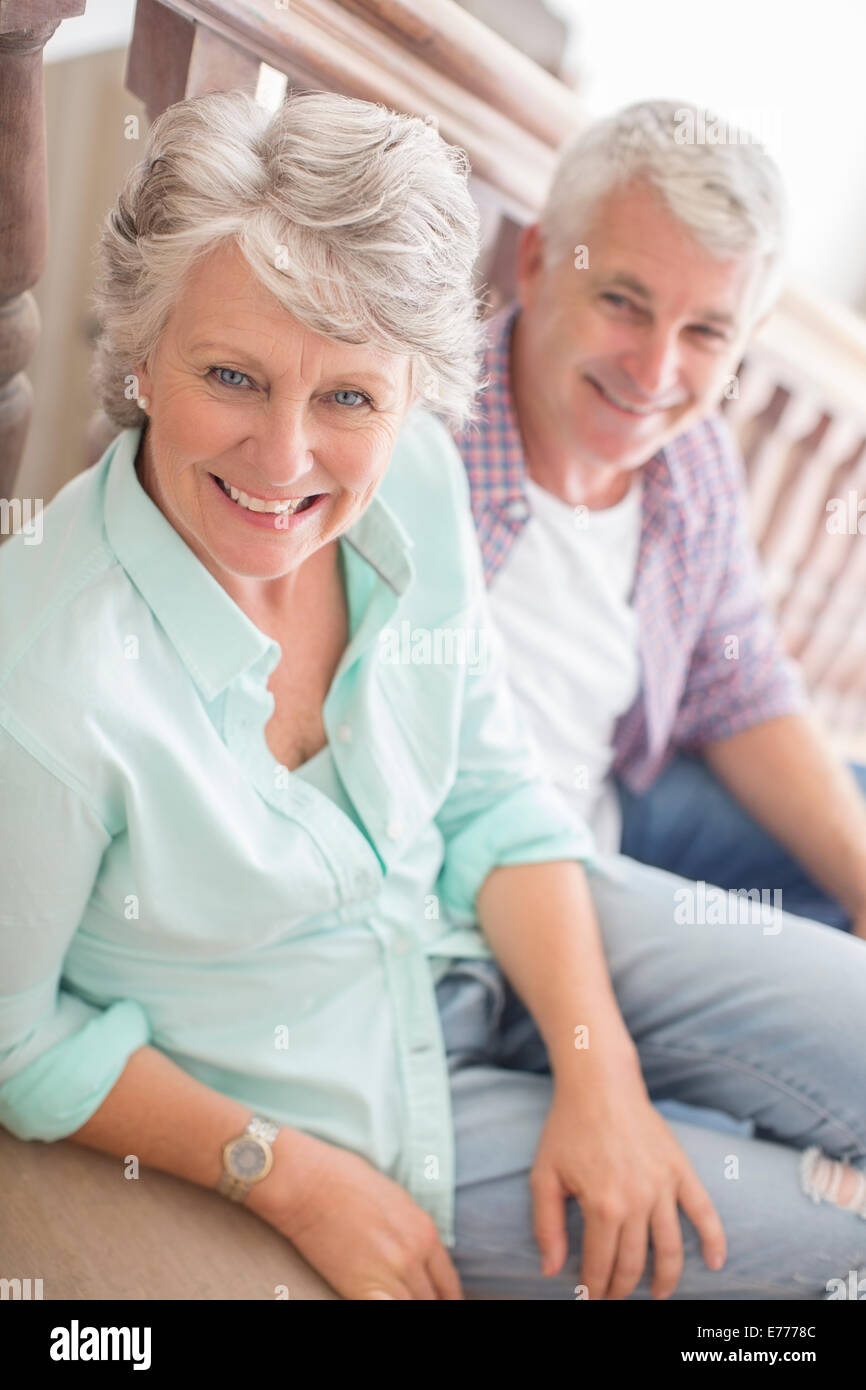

{"left": 2, "top": 89, "right": 866, "bottom": 1303}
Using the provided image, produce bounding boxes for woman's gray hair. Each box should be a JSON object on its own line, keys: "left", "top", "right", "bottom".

{"left": 92, "top": 88, "right": 483, "bottom": 428}
{"left": 540, "top": 99, "right": 788, "bottom": 321}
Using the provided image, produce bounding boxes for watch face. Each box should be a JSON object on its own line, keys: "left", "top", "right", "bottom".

{"left": 228, "top": 1137, "right": 267, "bottom": 1181}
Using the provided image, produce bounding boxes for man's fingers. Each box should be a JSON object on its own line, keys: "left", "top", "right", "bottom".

{"left": 404, "top": 1265, "right": 441, "bottom": 1301}
{"left": 678, "top": 1169, "right": 727, "bottom": 1272}
{"left": 604, "top": 1215, "right": 649, "bottom": 1300}
{"left": 649, "top": 1198, "right": 684, "bottom": 1299}
{"left": 578, "top": 1209, "right": 620, "bottom": 1299}
{"left": 427, "top": 1242, "right": 465, "bottom": 1300}
{"left": 531, "top": 1169, "right": 568, "bottom": 1276}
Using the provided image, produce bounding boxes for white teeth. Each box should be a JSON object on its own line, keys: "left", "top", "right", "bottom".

{"left": 596, "top": 383, "right": 667, "bottom": 416}
{"left": 222, "top": 480, "right": 305, "bottom": 514}
{"left": 601, "top": 388, "right": 649, "bottom": 414}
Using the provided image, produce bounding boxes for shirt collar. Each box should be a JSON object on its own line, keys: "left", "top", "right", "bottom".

{"left": 341, "top": 472, "right": 414, "bottom": 598}
{"left": 102, "top": 426, "right": 414, "bottom": 702}
{"left": 477, "top": 302, "right": 531, "bottom": 509}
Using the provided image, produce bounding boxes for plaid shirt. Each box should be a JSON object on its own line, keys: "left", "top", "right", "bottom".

{"left": 451, "top": 304, "right": 809, "bottom": 793}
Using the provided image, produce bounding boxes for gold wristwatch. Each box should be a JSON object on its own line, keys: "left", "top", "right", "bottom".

{"left": 218, "top": 1115, "right": 280, "bottom": 1202}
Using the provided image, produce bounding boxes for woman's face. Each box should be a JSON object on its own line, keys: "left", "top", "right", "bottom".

{"left": 135, "top": 241, "right": 413, "bottom": 588}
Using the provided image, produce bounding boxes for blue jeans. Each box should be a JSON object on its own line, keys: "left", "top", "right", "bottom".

{"left": 618, "top": 754, "right": 866, "bottom": 933}
{"left": 440, "top": 853, "right": 866, "bottom": 1299}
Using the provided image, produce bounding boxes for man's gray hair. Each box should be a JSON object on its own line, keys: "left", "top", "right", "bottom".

{"left": 92, "top": 88, "right": 483, "bottom": 428}
{"left": 540, "top": 99, "right": 788, "bottom": 320}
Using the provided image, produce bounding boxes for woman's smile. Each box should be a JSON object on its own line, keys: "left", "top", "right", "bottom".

{"left": 209, "top": 471, "right": 328, "bottom": 530}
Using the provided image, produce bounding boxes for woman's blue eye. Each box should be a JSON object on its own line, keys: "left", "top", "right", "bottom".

{"left": 211, "top": 367, "right": 250, "bottom": 388}
{"left": 332, "top": 389, "right": 370, "bottom": 407}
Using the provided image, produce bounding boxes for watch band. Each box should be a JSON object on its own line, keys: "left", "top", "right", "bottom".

{"left": 218, "top": 1115, "right": 280, "bottom": 1202}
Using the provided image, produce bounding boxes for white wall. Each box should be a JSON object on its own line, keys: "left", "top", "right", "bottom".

{"left": 44, "top": 0, "right": 136, "bottom": 64}
{"left": 549, "top": 0, "right": 866, "bottom": 312}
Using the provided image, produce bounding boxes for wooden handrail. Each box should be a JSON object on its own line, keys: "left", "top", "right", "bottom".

{"left": 0, "top": 0, "right": 86, "bottom": 496}
{"left": 131, "top": 0, "right": 580, "bottom": 218}
{"left": 754, "top": 281, "right": 866, "bottom": 421}
{"left": 337, "top": 0, "right": 578, "bottom": 146}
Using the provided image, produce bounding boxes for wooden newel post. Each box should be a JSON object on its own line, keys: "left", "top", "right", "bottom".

{"left": 0, "top": 1, "right": 86, "bottom": 498}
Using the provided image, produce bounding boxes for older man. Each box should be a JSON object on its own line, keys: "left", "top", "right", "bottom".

{"left": 454, "top": 99, "right": 866, "bottom": 938}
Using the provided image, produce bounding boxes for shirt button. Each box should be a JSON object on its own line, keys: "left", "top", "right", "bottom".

{"left": 337, "top": 724, "right": 352, "bottom": 743}
{"left": 386, "top": 818, "right": 403, "bottom": 840}
{"left": 504, "top": 497, "right": 528, "bottom": 521}
{"left": 393, "top": 935, "right": 411, "bottom": 955}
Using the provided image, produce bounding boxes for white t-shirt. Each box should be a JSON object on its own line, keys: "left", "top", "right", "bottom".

{"left": 489, "top": 475, "right": 644, "bottom": 854}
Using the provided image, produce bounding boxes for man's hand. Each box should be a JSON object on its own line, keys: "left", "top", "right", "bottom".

{"left": 248, "top": 1128, "right": 464, "bottom": 1300}
{"left": 531, "top": 1074, "right": 726, "bottom": 1300}
{"left": 476, "top": 857, "right": 727, "bottom": 1299}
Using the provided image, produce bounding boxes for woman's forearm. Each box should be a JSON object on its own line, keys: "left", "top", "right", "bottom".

{"left": 67, "top": 1043, "right": 304, "bottom": 1217}
{"left": 65, "top": 1042, "right": 465, "bottom": 1298}
{"left": 476, "top": 859, "right": 641, "bottom": 1084}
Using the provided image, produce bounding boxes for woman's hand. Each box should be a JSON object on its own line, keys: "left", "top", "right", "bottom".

{"left": 248, "top": 1128, "right": 465, "bottom": 1300}
{"left": 531, "top": 1072, "right": 727, "bottom": 1301}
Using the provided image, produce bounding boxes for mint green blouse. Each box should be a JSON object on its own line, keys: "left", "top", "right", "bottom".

{"left": 0, "top": 409, "right": 595, "bottom": 1245}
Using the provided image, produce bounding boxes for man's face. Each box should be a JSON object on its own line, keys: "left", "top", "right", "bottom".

{"left": 515, "top": 180, "right": 764, "bottom": 472}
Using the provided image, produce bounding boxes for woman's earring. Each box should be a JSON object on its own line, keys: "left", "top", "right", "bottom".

{"left": 137, "top": 395, "right": 149, "bottom": 411}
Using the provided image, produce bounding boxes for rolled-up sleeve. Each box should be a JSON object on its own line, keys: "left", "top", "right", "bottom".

{"left": 670, "top": 444, "right": 809, "bottom": 753}
{"left": 0, "top": 727, "right": 151, "bottom": 1140}
{"left": 433, "top": 455, "right": 596, "bottom": 925}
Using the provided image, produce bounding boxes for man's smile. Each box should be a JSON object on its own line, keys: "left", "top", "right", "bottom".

{"left": 584, "top": 374, "right": 682, "bottom": 418}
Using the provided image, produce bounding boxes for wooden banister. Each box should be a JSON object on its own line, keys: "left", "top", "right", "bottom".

{"left": 336, "top": 0, "right": 578, "bottom": 145}
{"left": 126, "top": 0, "right": 578, "bottom": 218}
{"left": 0, "top": 0, "right": 86, "bottom": 497}
{"left": 126, "top": 0, "right": 261, "bottom": 124}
